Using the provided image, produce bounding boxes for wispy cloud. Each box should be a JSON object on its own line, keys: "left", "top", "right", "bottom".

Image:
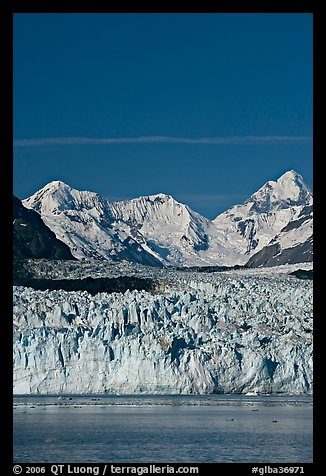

{"left": 13, "top": 135, "right": 312, "bottom": 147}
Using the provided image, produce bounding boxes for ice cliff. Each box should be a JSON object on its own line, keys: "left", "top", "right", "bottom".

{"left": 13, "top": 271, "right": 313, "bottom": 395}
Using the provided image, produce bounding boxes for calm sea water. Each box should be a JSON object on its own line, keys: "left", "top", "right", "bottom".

{"left": 13, "top": 394, "right": 312, "bottom": 463}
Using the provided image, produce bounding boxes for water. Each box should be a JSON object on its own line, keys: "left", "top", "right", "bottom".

{"left": 13, "top": 394, "right": 313, "bottom": 463}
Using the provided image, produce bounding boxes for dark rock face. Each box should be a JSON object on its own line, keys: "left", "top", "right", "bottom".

{"left": 246, "top": 204, "right": 313, "bottom": 268}
{"left": 13, "top": 195, "right": 75, "bottom": 260}
{"left": 246, "top": 244, "right": 280, "bottom": 268}
{"left": 246, "top": 238, "right": 313, "bottom": 268}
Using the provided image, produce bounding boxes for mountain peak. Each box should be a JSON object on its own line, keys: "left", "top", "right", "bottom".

{"left": 281, "top": 169, "right": 298, "bottom": 177}
{"left": 43, "top": 180, "right": 71, "bottom": 191}
{"left": 277, "top": 170, "right": 308, "bottom": 188}
{"left": 280, "top": 169, "right": 299, "bottom": 178}
{"left": 23, "top": 180, "right": 108, "bottom": 216}
{"left": 247, "top": 170, "right": 312, "bottom": 213}
{"left": 48, "top": 180, "right": 68, "bottom": 186}
{"left": 145, "top": 193, "right": 173, "bottom": 201}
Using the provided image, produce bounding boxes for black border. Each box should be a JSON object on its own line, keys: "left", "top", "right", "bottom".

{"left": 4, "top": 1, "right": 320, "bottom": 473}
{"left": 1, "top": 2, "right": 14, "bottom": 471}
{"left": 6, "top": 1, "right": 320, "bottom": 14}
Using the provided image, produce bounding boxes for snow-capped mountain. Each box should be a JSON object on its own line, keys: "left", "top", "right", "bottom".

{"left": 108, "top": 193, "right": 210, "bottom": 253}
{"left": 23, "top": 170, "right": 313, "bottom": 267}
{"left": 23, "top": 183, "right": 232, "bottom": 267}
{"left": 108, "top": 193, "right": 238, "bottom": 266}
{"left": 212, "top": 170, "right": 313, "bottom": 263}
{"left": 23, "top": 181, "right": 163, "bottom": 267}
{"left": 247, "top": 205, "right": 313, "bottom": 267}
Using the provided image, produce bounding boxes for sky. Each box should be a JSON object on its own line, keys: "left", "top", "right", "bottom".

{"left": 13, "top": 13, "right": 313, "bottom": 219}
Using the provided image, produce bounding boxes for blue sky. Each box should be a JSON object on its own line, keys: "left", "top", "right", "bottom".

{"left": 14, "top": 13, "right": 312, "bottom": 219}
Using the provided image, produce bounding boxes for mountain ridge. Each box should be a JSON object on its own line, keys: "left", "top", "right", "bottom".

{"left": 22, "top": 170, "right": 313, "bottom": 268}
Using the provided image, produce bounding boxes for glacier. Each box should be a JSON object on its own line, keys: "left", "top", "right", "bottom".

{"left": 13, "top": 265, "right": 313, "bottom": 395}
